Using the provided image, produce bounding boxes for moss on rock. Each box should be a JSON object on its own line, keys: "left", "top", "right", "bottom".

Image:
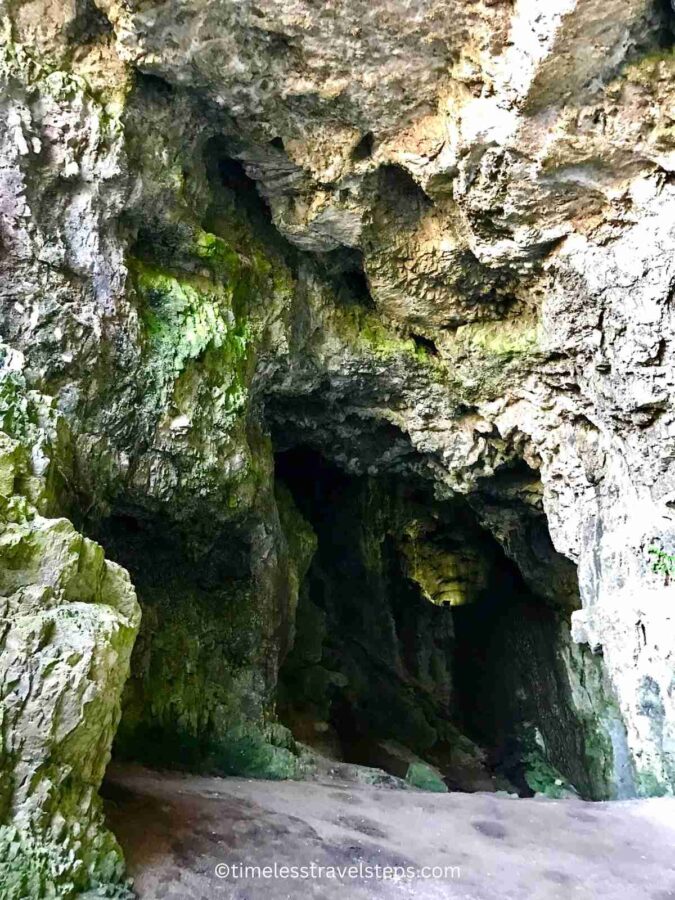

{"left": 0, "top": 826, "right": 133, "bottom": 900}
{"left": 405, "top": 762, "right": 449, "bottom": 793}
{"left": 132, "top": 260, "right": 253, "bottom": 422}
{"left": 0, "top": 395, "right": 141, "bottom": 898}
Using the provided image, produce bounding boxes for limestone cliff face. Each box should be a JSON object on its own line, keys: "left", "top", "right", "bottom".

{"left": 0, "top": 373, "right": 140, "bottom": 897}
{"left": 2, "top": 0, "right": 675, "bottom": 892}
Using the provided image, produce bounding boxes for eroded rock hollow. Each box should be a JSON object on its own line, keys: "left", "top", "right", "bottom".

{"left": 1, "top": 0, "right": 675, "bottom": 895}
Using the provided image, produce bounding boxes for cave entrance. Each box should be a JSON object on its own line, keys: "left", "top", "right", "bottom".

{"left": 275, "top": 446, "right": 615, "bottom": 799}
{"left": 451, "top": 581, "right": 606, "bottom": 798}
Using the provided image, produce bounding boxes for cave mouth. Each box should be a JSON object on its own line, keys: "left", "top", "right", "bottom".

{"left": 84, "top": 440, "right": 615, "bottom": 800}
{"left": 86, "top": 506, "right": 272, "bottom": 774}
{"left": 275, "top": 446, "right": 614, "bottom": 799}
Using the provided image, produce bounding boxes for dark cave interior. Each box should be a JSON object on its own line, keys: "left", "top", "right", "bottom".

{"left": 89, "top": 442, "right": 615, "bottom": 800}
{"left": 274, "top": 447, "right": 612, "bottom": 799}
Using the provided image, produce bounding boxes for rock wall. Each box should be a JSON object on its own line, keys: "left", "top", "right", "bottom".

{"left": 2, "top": 0, "right": 675, "bottom": 891}
{"left": 0, "top": 371, "right": 140, "bottom": 897}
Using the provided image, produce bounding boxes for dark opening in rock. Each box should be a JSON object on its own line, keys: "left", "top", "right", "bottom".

{"left": 377, "top": 164, "right": 432, "bottom": 222}
{"left": 410, "top": 332, "right": 439, "bottom": 357}
{"left": 199, "top": 137, "right": 300, "bottom": 272}
{"left": 352, "top": 131, "right": 374, "bottom": 161}
{"left": 88, "top": 511, "right": 269, "bottom": 772}
{"left": 314, "top": 248, "right": 376, "bottom": 309}
{"left": 274, "top": 447, "right": 616, "bottom": 799}
{"left": 67, "top": 0, "right": 113, "bottom": 44}
{"left": 660, "top": 0, "right": 675, "bottom": 34}
{"left": 133, "top": 71, "right": 173, "bottom": 97}
{"left": 215, "top": 154, "right": 275, "bottom": 232}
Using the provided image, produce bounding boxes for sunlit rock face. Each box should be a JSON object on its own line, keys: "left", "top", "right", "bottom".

{"left": 2, "top": 0, "right": 675, "bottom": 890}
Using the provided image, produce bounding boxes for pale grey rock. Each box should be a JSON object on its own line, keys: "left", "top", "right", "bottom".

{"left": 0, "top": 398, "right": 140, "bottom": 897}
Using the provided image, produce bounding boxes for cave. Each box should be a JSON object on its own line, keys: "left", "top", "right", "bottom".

{"left": 352, "top": 131, "right": 375, "bottom": 161}
{"left": 6, "top": 2, "right": 675, "bottom": 894}
{"left": 82, "top": 441, "right": 616, "bottom": 803}
{"left": 89, "top": 510, "right": 266, "bottom": 773}
{"left": 58, "top": 196, "right": 632, "bottom": 886}
{"left": 273, "top": 447, "right": 614, "bottom": 800}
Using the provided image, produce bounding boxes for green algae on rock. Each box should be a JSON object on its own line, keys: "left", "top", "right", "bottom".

{"left": 405, "top": 762, "right": 449, "bottom": 794}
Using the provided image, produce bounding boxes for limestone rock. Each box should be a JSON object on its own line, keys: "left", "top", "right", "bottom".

{"left": 1, "top": 9, "right": 675, "bottom": 890}
{"left": 0, "top": 425, "right": 140, "bottom": 897}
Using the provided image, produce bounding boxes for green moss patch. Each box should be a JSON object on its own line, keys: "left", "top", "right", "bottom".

{"left": 405, "top": 762, "right": 448, "bottom": 793}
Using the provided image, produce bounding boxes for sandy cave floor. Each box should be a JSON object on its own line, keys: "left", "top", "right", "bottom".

{"left": 103, "top": 764, "right": 675, "bottom": 900}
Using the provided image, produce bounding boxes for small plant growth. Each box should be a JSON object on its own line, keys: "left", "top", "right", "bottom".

{"left": 648, "top": 546, "right": 675, "bottom": 580}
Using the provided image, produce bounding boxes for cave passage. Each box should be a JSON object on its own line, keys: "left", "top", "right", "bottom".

{"left": 86, "top": 440, "right": 615, "bottom": 800}
{"left": 275, "top": 447, "right": 614, "bottom": 799}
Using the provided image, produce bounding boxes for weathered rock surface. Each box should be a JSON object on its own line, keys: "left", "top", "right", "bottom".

{"left": 0, "top": 375, "right": 140, "bottom": 897}
{"left": 104, "top": 763, "right": 675, "bottom": 900}
{"left": 2, "top": 0, "right": 675, "bottom": 892}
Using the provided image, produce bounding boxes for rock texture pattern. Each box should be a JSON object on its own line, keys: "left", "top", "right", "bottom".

{"left": 2, "top": 0, "right": 675, "bottom": 892}
{"left": 0, "top": 371, "right": 140, "bottom": 897}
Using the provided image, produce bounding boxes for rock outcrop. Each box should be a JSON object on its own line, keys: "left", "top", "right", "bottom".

{"left": 2, "top": 0, "right": 675, "bottom": 892}
{"left": 0, "top": 370, "right": 140, "bottom": 897}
